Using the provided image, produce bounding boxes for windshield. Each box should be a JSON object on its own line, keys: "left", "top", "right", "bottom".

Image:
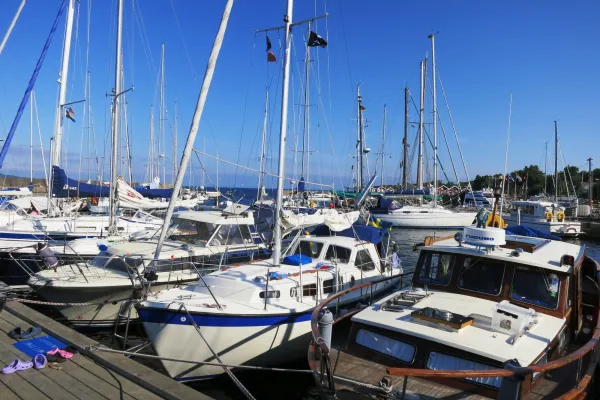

{"left": 510, "top": 266, "right": 560, "bottom": 309}
{"left": 416, "top": 252, "right": 455, "bottom": 286}
{"left": 88, "top": 251, "right": 113, "bottom": 268}
{"left": 294, "top": 241, "right": 324, "bottom": 258}
{"left": 459, "top": 256, "right": 505, "bottom": 295}
{"left": 167, "top": 218, "right": 218, "bottom": 244}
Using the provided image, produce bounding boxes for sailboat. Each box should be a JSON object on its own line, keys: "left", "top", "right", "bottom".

{"left": 135, "top": 2, "right": 402, "bottom": 381}
{"left": 372, "top": 36, "right": 476, "bottom": 229}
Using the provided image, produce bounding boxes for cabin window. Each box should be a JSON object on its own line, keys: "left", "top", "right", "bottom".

{"left": 356, "top": 329, "right": 415, "bottom": 363}
{"left": 259, "top": 290, "right": 280, "bottom": 299}
{"left": 426, "top": 352, "right": 501, "bottom": 388}
{"left": 416, "top": 252, "right": 454, "bottom": 286}
{"left": 103, "top": 257, "right": 128, "bottom": 273}
{"left": 89, "top": 251, "right": 113, "bottom": 268}
{"left": 294, "top": 241, "right": 324, "bottom": 258}
{"left": 510, "top": 265, "right": 560, "bottom": 310}
{"left": 459, "top": 257, "right": 505, "bottom": 295}
{"left": 322, "top": 279, "right": 334, "bottom": 294}
{"left": 167, "top": 218, "right": 218, "bottom": 244}
{"left": 211, "top": 224, "right": 246, "bottom": 246}
{"left": 325, "top": 245, "right": 352, "bottom": 264}
{"left": 303, "top": 283, "right": 317, "bottom": 296}
{"left": 153, "top": 257, "right": 193, "bottom": 272}
{"left": 355, "top": 250, "right": 376, "bottom": 271}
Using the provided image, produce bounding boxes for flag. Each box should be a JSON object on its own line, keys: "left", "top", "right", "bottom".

{"left": 359, "top": 105, "right": 366, "bottom": 111}
{"left": 65, "top": 107, "right": 76, "bottom": 122}
{"left": 266, "top": 36, "right": 272, "bottom": 52}
{"left": 267, "top": 51, "right": 277, "bottom": 62}
{"left": 308, "top": 31, "right": 327, "bottom": 48}
{"left": 515, "top": 173, "right": 523, "bottom": 183}
{"left": 507, "top": 175, "right": 514, "bottom": 182}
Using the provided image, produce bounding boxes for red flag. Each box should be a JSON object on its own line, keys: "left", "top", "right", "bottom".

{"left": 267, "top": 51, "right": 276, "bottom": 62}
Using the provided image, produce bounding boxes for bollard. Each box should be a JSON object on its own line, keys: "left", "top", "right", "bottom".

{"left": 318, "top": 309, "right": 334, "bottom": 350}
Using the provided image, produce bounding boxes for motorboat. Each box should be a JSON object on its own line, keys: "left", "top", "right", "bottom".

{"left": 135, "top": 224, "right": 403, "bottom": 381}
{"left": 464, "top": 191, "right": 492, "bottom": 207}
{"left": 309, "top": 226, "right": 600, "bottom": 398}
{"left": 374, "top": 202, "right": 476, "bottom": 228}
{"left": 503, "top": 200, "right": 582, "bottom": 237}
{"left": 26, "top": 207, "right": 269, "bottom": 326}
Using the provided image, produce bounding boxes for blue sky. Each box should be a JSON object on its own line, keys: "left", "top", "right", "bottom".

{"left": 0, "top": 0, "right": 598, "bottom": 190}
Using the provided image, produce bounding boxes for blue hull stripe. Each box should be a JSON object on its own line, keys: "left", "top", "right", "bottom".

{"left": 137, "top": 308, "right": 312, "bottom": 327}
{"left": 0, "top": 232, "right": 93, "bottom": 241}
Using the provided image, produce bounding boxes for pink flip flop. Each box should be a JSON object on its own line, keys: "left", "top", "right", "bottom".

{"left": 47, "top": 347, "right": 72, "bottom": 359}
{"left": 2, "top": 359, "right": 33, "bottom": 374}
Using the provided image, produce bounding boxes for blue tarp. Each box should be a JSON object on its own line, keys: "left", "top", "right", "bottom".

{"left": 52, "top": 166, "right": 110, "bottom": 198}
{"left": 311, "top": 224, "right": 387, "bottom": 245}
{"left": 13, "top": 336, "right": 66, "bottom": 358}
{"left": 282, "top": 254, "right": 312, "bottom": 266}
{"left": 134, "top": 187, "right": 173, "bottom": 199}
{"left": 505, "top": 225, "right": 562, "bottom": 241}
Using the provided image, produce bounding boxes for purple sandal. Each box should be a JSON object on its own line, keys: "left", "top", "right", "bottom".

{"left": 2, "top": 359, "right": 33, "bottom": 374}
{"left": 34, "top": 354, "right": 47, "bottom": 370}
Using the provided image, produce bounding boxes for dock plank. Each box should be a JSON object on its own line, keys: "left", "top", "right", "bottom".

{"left": 4, "top": 301, "right": 210, "bottom": 400}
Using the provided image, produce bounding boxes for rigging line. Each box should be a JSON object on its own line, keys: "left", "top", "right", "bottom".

{"left": 193, "top": 150, "right": 334, "bottom": 189}
{"left": 64, "top": 0, "right": 82, "bottom": 172}
{"left": 33, "top": 91, "right": 49, "bottom": 185}
{"left": 132, "top": 0, "right": 157, "bottom": 79}
{"left": 436, "top": 68, "right": 473, "bottom": 188}
{"left": 334, "top": 0, "right": 356, "bottom": 108}
{"left": 168, "top": 0, "right": 197, "bottom": 80}
{"left": 231, "top": 33, "right": 257, "bottom": 189}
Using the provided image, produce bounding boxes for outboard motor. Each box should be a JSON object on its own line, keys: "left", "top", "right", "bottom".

{"left": 35, "top": 243, "right": 58, "bottom": 270}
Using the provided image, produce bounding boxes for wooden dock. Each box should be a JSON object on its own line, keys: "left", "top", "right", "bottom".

{"left": 0, "top": 301, "right": 212, "bottom": 400}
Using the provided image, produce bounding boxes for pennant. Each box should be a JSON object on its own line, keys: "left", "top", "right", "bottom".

{"left": 307, "top": 31, "right": 327, "bottom": 48}
{"left": 65, "top": 110, "right": 76, "bottom": 122}
{"left": 267, "top": 51, "right": 277, "bottom": 62}
{"left": 68, "top": 107, "right": 75, "bottom": 116}
{"left": 359, "top": 105, "right": 366, "bottom": 111}
{"left": 266, "top": 36, "right": 272, "bottom": 52}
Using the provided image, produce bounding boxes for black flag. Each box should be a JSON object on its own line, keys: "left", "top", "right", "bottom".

{"left": 266, "top": 36, "right": 272, "bottom": 52}
{"left": 307, "top": 31, "right": 327, "bottom": 48}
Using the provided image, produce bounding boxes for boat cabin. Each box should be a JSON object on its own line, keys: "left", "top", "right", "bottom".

{"left": 339, "top": 227, "right": 600, "bottom": 397}
{"left": 510, "top": 200, "right": 566, "bottom": 222}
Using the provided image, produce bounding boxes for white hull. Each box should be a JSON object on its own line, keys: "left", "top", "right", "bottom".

{"left": 503, "top": 216, "right": 582, "bottom": 237}
{"left": 376, "top": 210, "right": 476, "bottom": 228}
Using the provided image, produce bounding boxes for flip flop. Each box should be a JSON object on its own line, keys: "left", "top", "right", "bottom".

{"left": 2, "top": 359, "right": 33, "bottom": 374}
{"left": 46, "top": 348, "right": 59, "bottom": 355}
{"left": 57, "top": 349, "right": 73, "bottom": 359}
{"left": 8, "top": 327, "right": 23, "bottom": 340}
{"left": 46, "top": 354, "right": 67, "bottom": 363}
{"left": 19, "top": 326, "right": 42, "bottom": 339}
{"left": 34, "top": 354, "right": 47, "bottom": 370}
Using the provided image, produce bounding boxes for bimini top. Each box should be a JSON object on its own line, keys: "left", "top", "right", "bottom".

{"left": 311, "top": 224, "right": 387, "bottom": 245}
{"left": 424, "top": 227, "right": 584, "bottom": 273}
{"left": 173, "top": 210, "right": 255, "bottom": 225}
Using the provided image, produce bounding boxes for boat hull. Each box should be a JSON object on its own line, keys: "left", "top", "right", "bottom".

{"left": 374, "top": 211, "right": 476, "bottom": 229}
{"left": 502, "top": 217, "right": 582, "bottom": 238}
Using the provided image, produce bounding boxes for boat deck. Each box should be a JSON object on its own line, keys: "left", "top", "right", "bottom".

{"left": 0, "top": 301, "right": 210, "bottom": 400}
{"left": 329, "top": 348, "right": 582, "bottom": 399}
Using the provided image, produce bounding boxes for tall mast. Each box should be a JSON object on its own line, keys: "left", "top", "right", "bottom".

{"left": 544, "top": 141, "right": 548, "bottom": 194}
{"left": 160, "top": 42, "right": 165, "bottom": 187}
{"left": 380, "top": 104, "right": 386, "bottom": 187}
{"left": 356, "top": 84, "right": 364, "bottom": 191}
{"left": 0, "top": 0, "right": 27, "bottom": 57}
{"left": 300, "top": 22, "right": 310, "bottom": 182}
{"left": 173, "top": 100, "right": 178, "bottom": 184}
{"left": 402, "top": 86, "right": 409, "bottom": 189}
{"left": 52, "top": 0, "right": 76, "bottom": 167}
{"left": 429, "top": 33, "right": 438, "bottom": 207}
{"left": 588, "top": 157, "right": 593, "bottom": 207}
{"left": 257, "top": 90, "right": 269, "bottom": 200}
{"left": 554, "top": 120, "right": 558, "bottom": 203}
{"left": 108, "top": 0, "right": 124, "bottom": 233}
{"left": 149, "top": 107, "right": 155, "bottom": 181}
{"left": 153, "top": 0, "right": 234, "bottom": 259}
{"left": 271, "top": 0, "right": 294, "bottom": 267}
{"left": 417, "top": 58, "right": 426, "bottom": 190}
{"left": 30, "top": 89, "right": 33, "bottom": 184}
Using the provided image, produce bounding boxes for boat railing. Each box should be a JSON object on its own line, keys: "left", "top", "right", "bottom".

{"left": 309, "top": 281, "right": 600, "bottom": 399}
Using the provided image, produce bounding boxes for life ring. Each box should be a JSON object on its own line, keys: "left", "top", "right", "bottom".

{"left": 545, "top": 211, "right": 553, "bottom": 222}
{"left": 557, "top": 212, "right": 565, "bottom": 222}
{"left": 486, "top": 214, "right": 506, "bottom": 228}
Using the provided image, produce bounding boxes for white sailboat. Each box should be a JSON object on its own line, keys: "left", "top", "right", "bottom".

{"left": 374, "top": 35, "right": 475, "bottom": 229}
{"left": 136, "top": 2, "right": 402, "bottom": 381}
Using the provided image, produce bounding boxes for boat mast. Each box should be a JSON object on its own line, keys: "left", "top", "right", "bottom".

{"left": 544, "top": 141, "right": 548, "bottom": 194}
{"left": 356, "top": 84, "right": 364, "bottom": 191}
{"left": 402, "top": 86, "right": 409, "bottom": 189}
{"left": 52, "top": 0, "right": 76, "bottom": 168}
{"left": 149, "top": 107, "right": 155, "bottom": 181}
{"left": 0, "top": 0, "right": 26, "bottom": 57}
{"left": 160, "top": 42, "right": 165, "bottom": 187}
{"left": 429, "top": 34, "right": 437, "bottom": 207}
{"left": 301, "top": 22, "right": 310, "bottom": 183}
{"left": 416, "top": 57, "right": 426, "bottom": 190}
{"left": 108, "top": 0, "right": 124, "bottom": 233}
{"left": 30, "top": 89, "right": 33, "bottom": 185}
{"left": 554, "top": 120, "right": 558, "bottom": 203}
{"left": 173, "top": 100, "right": 178, "bottom": 184}
{"left": 588, "top": 157, "right": 593, "bottom": 208}
{"left": 380, "top": 104, "right": 386, "bottom": 187}
{"left": 257, "top": 90, "right": 269, "bottom": 201}
{"left": 153, "top": 0, "right": 234, "bottom": 259}
{"left": 271, "top": 0, "right": 294, "bottom": 267}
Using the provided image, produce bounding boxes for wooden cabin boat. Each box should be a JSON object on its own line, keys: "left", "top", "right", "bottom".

{"left": 309, "top": 226, "right": 600, "bottom": 399}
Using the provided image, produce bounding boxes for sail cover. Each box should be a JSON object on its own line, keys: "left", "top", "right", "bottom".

{"left": 52, "top": 166, "right": 110, "bottom": 198}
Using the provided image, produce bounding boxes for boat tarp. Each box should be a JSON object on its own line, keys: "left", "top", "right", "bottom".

{"left": 52, "top": 166, "right": 110, "bottom": 198}
{"left": 505, "top": 225, "right": 562, "bottom": 241}
{"left": 134, "top": 187, "right": 173, "bottom": 199}
{"left": 311, "top": 224, "right": 387, "bottom": 245}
